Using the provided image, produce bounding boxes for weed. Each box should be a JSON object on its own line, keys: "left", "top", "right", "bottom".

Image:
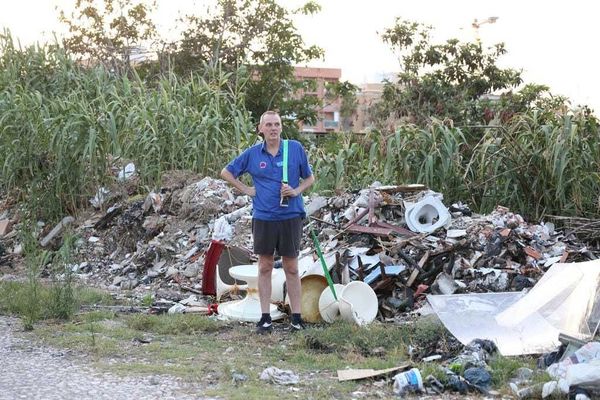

{"left": 48, "top": 231, "right": 77, "bottom": 320}
{"left": 19, "top": 224, "right": 51, "bottom": 330}
{"left": 140, "top": 293, "right": 153, "bottom": 307}
{"left": 489, "top": 354, "right": 537, "bottom": 387}
{"left": 0, "top": 34, "right": 253, "bottom": 222}
{"left": 0, "top": 280, "right": 115, "bottom": 322}
{"left": 74, "top": 287, "right": 115, "bottom": 307}
{"left": 89, "top": 321, "right": 97, "bottom": 351}
{"left": 292, "top": 320, "right": 411, "bottom": 367}
{"left": 417, "top": 362, "right": 449, "bottom": 385}
{"left": 78, "top": 310, "right": 118, "bottom": 323}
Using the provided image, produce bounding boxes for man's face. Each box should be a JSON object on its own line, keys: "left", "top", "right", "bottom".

{"left": 259, "top": 114, "right": 282, "bottom": 142}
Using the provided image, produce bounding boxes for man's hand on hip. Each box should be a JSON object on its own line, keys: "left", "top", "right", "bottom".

{"left": 281, "top": 183, "right": 298, "bottom": 198}
{"left": 245, "top": 186, "right": 256, "bottom": 197}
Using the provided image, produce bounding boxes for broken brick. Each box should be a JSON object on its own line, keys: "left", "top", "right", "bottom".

{"left": 524, "top": 246, "right": 542, "bottom": 260}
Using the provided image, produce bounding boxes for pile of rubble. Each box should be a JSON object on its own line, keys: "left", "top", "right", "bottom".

{"left": 0, "top": 172, "right": 598, "bottom": 312}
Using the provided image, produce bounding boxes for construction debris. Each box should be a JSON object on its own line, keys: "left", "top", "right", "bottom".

{"left": 1, "top": 175, "right": 598, "bottom": 314}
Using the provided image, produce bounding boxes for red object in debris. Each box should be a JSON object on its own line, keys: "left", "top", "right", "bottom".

{"left": 414, "top": 284, "right": 429, "bottom": 298}
{"left": 202, "top": 240, "right": 225, "bottom": 296}
{"left": 524, "top": 246, "right": 542, "bottom": 260}
{"left": 207, "top": 303, "right": 219, "bottom": 315}
{"left": 499, "top": 228, "right": 511, "bottom": 237}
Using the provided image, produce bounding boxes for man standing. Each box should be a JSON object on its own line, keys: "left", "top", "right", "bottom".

{"left": 220, "top": 111, "right": 315, "bottom": 333}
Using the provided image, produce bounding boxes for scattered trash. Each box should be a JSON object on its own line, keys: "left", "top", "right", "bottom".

{"left": 297, "top": 274, "right": 328, "bottom": 323}
{"left": 201, "top": 240, "right": 225, "bottom": 296}
{"left": 231, "top": 372, "right": 248, "bottom": 385}
{"left": 338, "top": 281, "right": 378, "bottom": 326}
{"left": 510, "top": 380, "right": 558, "bottom": 399}
{"left": 117, "top": 162, "right": 136, "bottom": 181}
{"left": 90, "top": 187, "right": 110, "bottom": 208}
{"left": 392, "top": 367, "right": 424, "bottom": 396}
{"left": 259, "top": 366, "right": 299, "bottom": 385}
{"left": 39, "top": 216, "right": 76, "bottom": 247}
{"left": 429, "top": 260, "right": 600, "bottom": 355}
{"left": 167, "top": 303, "right": 186, "bottom": 314}
{"left": 318, "top": 283, "right": 345, "bottom": 323}
{"left": 0, "top": 219, "right": 12, "bottom": 237}
{"left": 446, "top": 371, "right": 469, "bottom": 394}
{"left": 212, "top": 216, "right": 233, "bottom": 242}
{"left": 547, "top": 341, "right": 600, "bottom": 395}
{"left": 463, "top": 367, "right": 491, "bottom": 391}
{"left": 337, "top": 364, "right": 410, "bottom": 382}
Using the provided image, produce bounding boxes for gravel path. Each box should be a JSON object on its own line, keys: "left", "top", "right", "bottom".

{"left": 0, "top": 316, "right": 212, "bottom": 400}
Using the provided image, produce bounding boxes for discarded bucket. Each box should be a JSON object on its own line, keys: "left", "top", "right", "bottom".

{"left": 392, "top": 368, "right": 424, "bottom": 395}
{"left": 318, "top": 283, "right": 345, "bottom": 323}
{"left": 338, "top": 281, "right": 378, "bottom": 326}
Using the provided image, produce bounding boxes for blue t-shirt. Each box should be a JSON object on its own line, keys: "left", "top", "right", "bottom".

{"left": 226, "top": 139, "right": 312, "bottom": 221}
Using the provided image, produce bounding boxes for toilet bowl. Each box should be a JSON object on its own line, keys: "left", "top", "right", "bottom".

{"left": 318, "top": 284, "right": 345, "bottom": 323}
{"left": 338, "top": 281, "right": 378, "bottom": 326}
{"left": 286, "top": 274, "right": 328, "bottom": 323}
{"left": 215, "top": 246, "right": 253, "bottom": 300}
{"left": 405, "top": 196, "right": 451, "bottom": 233}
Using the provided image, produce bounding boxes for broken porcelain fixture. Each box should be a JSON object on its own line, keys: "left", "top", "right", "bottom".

{"left": 297, "top": 274, "right": 329, "bottom": 323}
{"left": 405, "top": 196, "right": 451, "bottom": 233}
{"left": 318, "top": 283, "right": 345, "bottom": 323}
{"left": 217, "top": 264, "right": 285, "bottom": 322}
{"left": 339, "top": 281, "right": 378, "bottom": 326}
{"left": 284, "top": 274, "right": 328, "bottom": 323}
{"left": 215, "top": 246, "right": 253, "bottom": 300}
{"left": 215, "top": 246, "right": 287, "bottom": 303}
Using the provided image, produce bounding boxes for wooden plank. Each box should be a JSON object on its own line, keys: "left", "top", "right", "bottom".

{"left": 346, "top": 224, "right": 393, "bottom": 237}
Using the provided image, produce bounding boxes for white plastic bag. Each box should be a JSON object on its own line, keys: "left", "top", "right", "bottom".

{"left": 212, "top": 216, "right": 233, "bottom": 241}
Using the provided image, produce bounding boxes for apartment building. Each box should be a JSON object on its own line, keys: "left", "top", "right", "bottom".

{"left": 294, "top": 67, "right": 342, "bottom": 134}
{"left": 352, "top": 82, "right": 384, "bottom": 132}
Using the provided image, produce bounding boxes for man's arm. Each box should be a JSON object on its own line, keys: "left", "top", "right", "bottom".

{"left": 281, "top": 174, "right": 315, "bottom": 198}
{"left": 220, "top": 168, "right": 256, "bottom": 197}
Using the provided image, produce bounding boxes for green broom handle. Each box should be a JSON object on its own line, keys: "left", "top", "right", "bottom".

{"left": 310, "top": 229, "right": 337, "bottom": 300}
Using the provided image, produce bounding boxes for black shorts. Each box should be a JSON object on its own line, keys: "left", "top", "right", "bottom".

{"left": 252, "top": 217, "right": 303, "bottom": 257}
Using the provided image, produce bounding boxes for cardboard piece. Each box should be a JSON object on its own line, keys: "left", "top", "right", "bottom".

{"left": 337, "top": 364, "right": 410, "bottom": 381}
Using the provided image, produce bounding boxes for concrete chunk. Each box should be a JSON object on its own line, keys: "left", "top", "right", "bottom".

{"left": 39, "top": 216, "right": 75, "bottom": 247}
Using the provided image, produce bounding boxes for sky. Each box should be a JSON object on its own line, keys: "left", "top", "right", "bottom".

{"left": 1, "top": 0, "right": 599, "bottom": 112}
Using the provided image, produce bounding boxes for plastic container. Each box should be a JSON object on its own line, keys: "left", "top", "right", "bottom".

{"left": 392, "top": 368, "right": 424, "bottom": 395}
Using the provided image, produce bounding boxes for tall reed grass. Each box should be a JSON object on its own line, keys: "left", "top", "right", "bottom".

{"left": 0, "top": 33, "right": 253, "bottom": 221}
{"left": 309, "top": 113, "right": 599, "bottom": 220}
